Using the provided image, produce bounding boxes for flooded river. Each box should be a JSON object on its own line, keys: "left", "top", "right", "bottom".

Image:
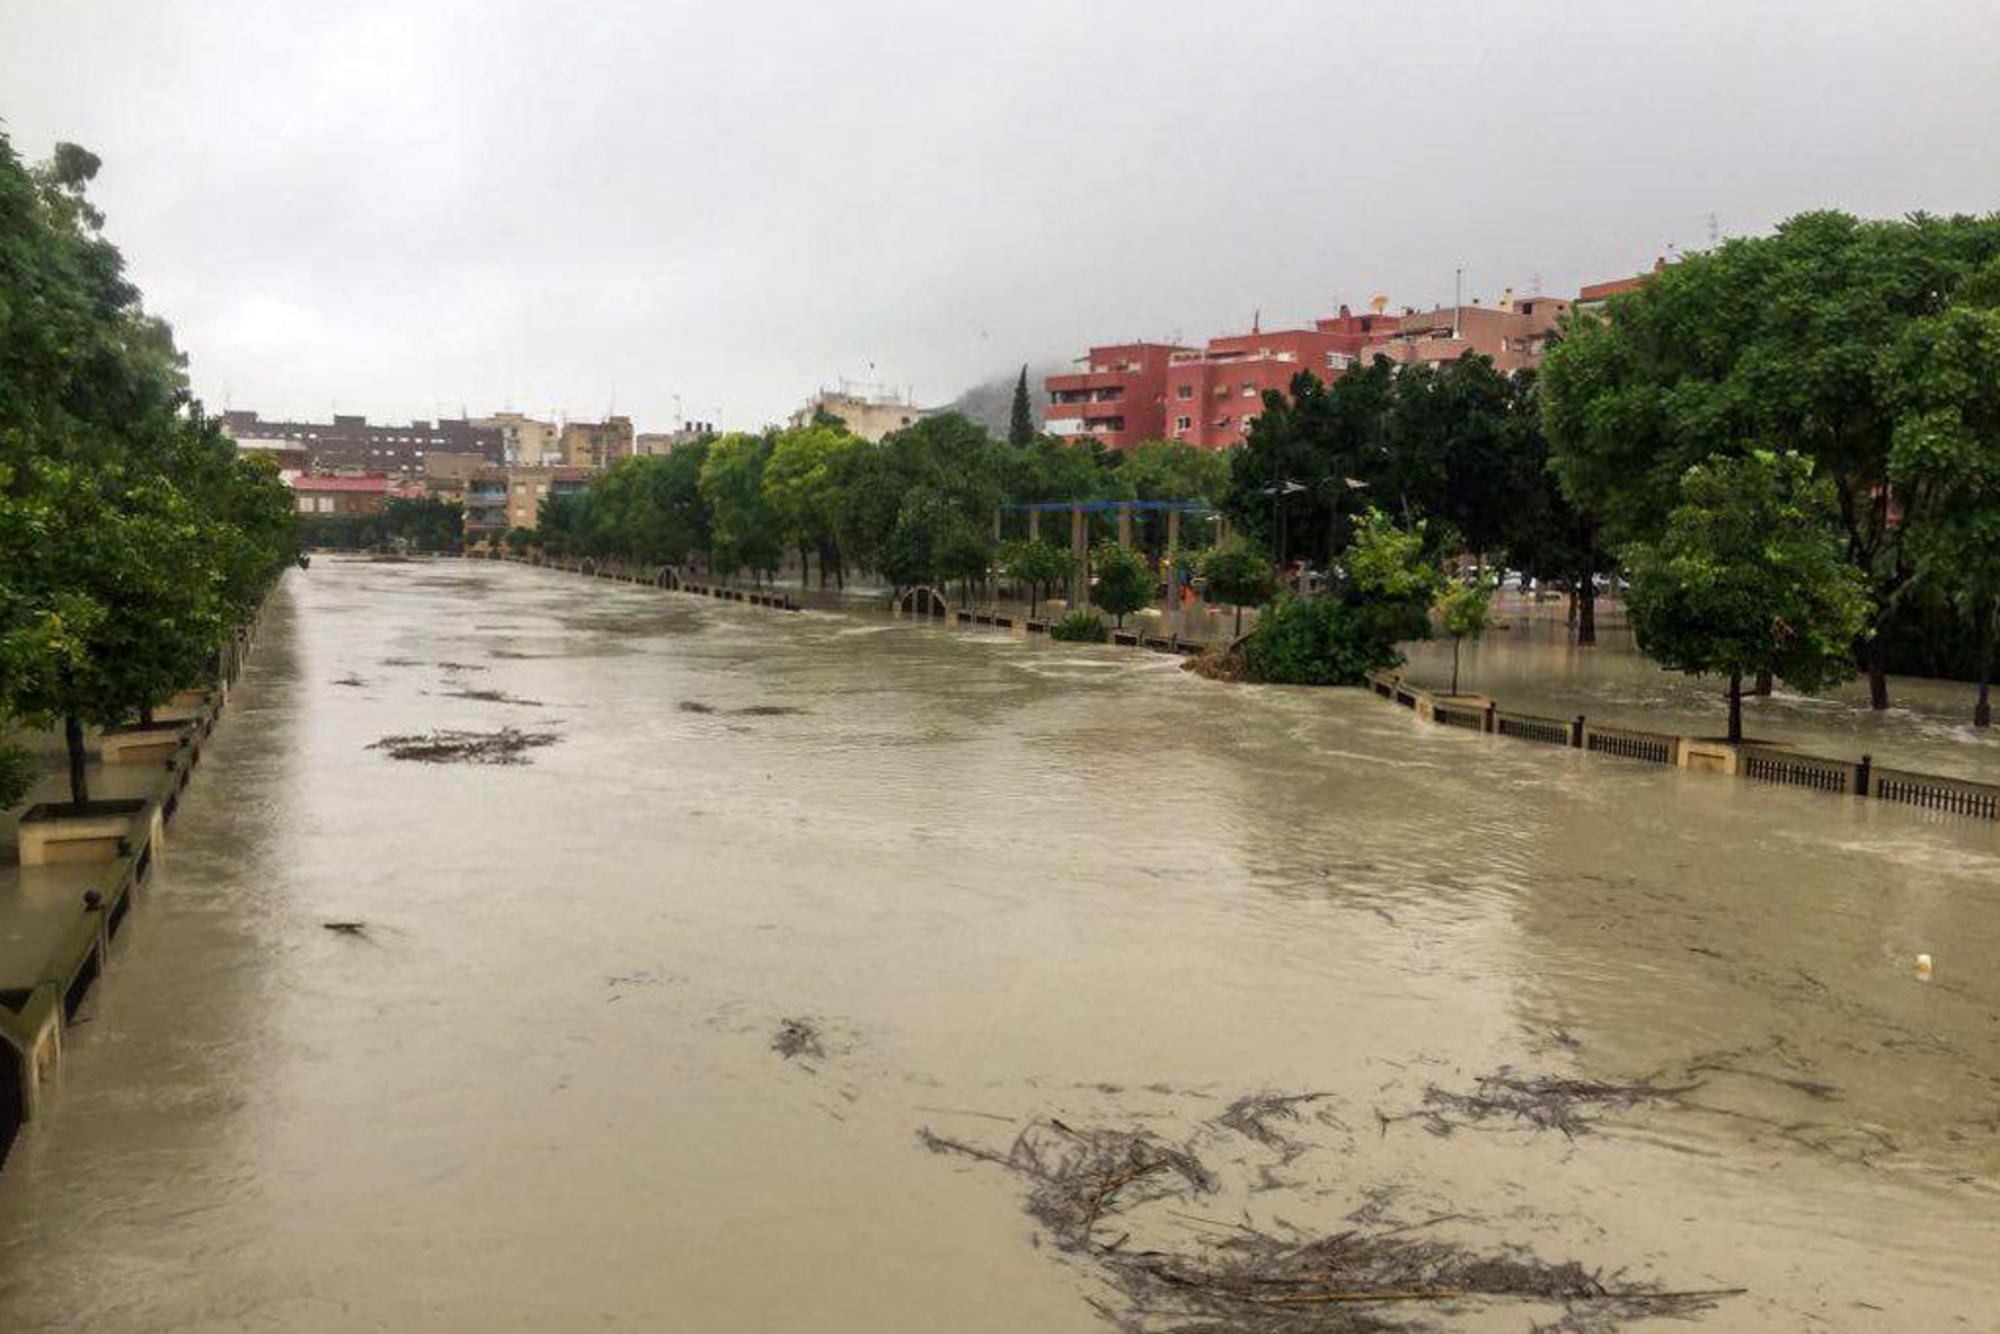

{"left": 0, "top": 559, "right": 1995, "bottom": 1331}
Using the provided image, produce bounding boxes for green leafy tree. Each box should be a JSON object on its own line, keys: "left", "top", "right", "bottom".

{"left": 1622, "top": 451, "right": 1871, "bottom": 743}
{"left": 1884, "top": 298, "right": 2000, "bottom": 723}
{"left": 1090, "top": 543, "right": 1152, "bottom": 628}
{"left": 1199, "top": 535, "right": 1276, "bottom": 636}
{"left": 1542, "top": 210, "right": 2000, "bottom": 703}
{"left": 1000, "top": 538, "right": 1071, "bottom": 616}
{"left": 1240, "top": 508, "right": 1439, "bottom": 686}
{"left": 764, "top": 422, "right": 863, "bottom": 587}
{"left": 1435, "top": 575, "right": 1496, "bottom": 696}
{"left": 699, "top": 432, "right": 782, "bottom": 582}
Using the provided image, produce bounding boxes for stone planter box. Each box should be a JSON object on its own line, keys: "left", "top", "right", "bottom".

{"left": 97, "top": 720, "right": 190, "bottom": 765}
{"left": 1678, "top": 737, "right": 1741, "bottom": 774}
{"left": 17, "top": 799, "right": 149, "bottom": 866}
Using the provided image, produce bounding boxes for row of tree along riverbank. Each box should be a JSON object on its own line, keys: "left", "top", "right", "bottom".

{"left": 496, "top": 209, "right": 2000, "bottom": 735}
{"left": 1, "top": 133, "right": 301, "bottom": 828}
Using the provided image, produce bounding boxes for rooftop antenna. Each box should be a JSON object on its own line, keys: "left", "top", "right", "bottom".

{"left": 1453, "top": 267, "right": 1464, "bottom": 338}
{"left": 1706, "top": 212, "right": 1719, "bottom": 248}
{"left": 1252, "top": 308, "right": 1261, "bottom": 334}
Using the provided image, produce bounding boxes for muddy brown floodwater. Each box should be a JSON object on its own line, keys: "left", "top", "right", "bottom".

{"left": 0, "top": 560, "right": 1995, "bottom": 1332}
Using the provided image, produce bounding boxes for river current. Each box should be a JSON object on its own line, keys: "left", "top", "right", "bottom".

{"left": 0, "top": 559, "right": 1994, "bottom": 1331}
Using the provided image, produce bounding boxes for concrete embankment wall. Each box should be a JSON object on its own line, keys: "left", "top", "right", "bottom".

{"left": 0, "top": 609, "right": 265, "bottom": 1168}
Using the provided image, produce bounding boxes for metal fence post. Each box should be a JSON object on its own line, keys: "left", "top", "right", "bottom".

{"left": 1571, "top": 714, "right": 1585, "bottom": 748}
{"left": 1856, "top": 753, "right": 1872, "bottom": 798}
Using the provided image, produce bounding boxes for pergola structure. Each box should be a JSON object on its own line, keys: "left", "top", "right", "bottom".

{"left": 1000, "top": 499, "right": 1225, "bottom": 607}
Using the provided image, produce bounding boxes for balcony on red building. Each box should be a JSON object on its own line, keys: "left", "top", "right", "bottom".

{"left": 1156, "top": 307, "right": 1403, "bottom": 449}
{"left": 1044, "top": 342, "right": 1188, "bottom": 449}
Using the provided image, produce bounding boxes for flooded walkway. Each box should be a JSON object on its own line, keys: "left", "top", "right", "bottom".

{"left": 1403, "top": 596, "right": 2000, "bottom": 782}
{"left": 0, "top": 560, "right": 1994, "bottom": 1331}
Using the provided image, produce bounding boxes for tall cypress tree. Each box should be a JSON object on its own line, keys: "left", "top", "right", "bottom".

{"left": 1008, "top": 366, "right": 1035, "bottom": 447}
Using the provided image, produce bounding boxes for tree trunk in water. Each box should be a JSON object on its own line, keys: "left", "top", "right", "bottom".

{"left": 800, "top": 544, "right": 810, "bottom": 590}
{"left": 1867, "top": 635, "right": 1890, "bottom": 710}
{"left": 1977, "top": 599, "right": 1995, "bottom": 728}
{"left": 1753, "top": 671, "right": 1773, "bottom": 697}
{"left": 1451, "top": 637, "right": 1462, "bottom": 696}
{"left": 1727, "top": 673, "right": 1743, "bottom": 744}
{"left": 1233, "top": 604, "right": 1243, "bottom": 638}
{"left": 65, "top": 712, "right": 90, "bottom": 808}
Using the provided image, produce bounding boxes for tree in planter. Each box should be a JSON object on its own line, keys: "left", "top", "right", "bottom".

{"left": 1200, "top": 535, "right": 1277, "bottom": 637}
{"left": 1884, "top": 300, "right": 2000, "bottom": 725}
{"left": 1622, "top": 451, "right": 1871, "bottom": 744}
{"left": 1089, "top": 543, "right": 1152, "bottom": 629}
{"left": 1435, "top": 574, "right": 1496, "bottom": 696}
{"left": 8, "top": 462, "right": 227, "bottom": 806}
{"left": 1000, "top": 538, "right": 1071, "bottom": 616}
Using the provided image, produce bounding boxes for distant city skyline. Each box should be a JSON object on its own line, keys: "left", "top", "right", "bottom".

{"left": 4, "top": 0, "right": 1996, "bottom": 431}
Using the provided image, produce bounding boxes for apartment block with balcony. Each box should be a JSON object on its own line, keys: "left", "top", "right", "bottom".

{"left": 1161, "top": 307, "right": 1400, "bottom": 449}
{"left": 1362, "top": 290, "right": 1570, "bottom": 373}
{"left": 1043, "top": 342, "right": 1187, "bottom": 450}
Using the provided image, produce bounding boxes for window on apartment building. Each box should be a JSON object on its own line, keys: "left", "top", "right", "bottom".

{"left": 1213, "top": 385, "right": 1228, "bottom": 397}
{"left": 1241, "top": 385, "right": 1257, "bottom": 397}
{"left": 1176, "top": 385, "right": 1193, "bottom": 400}
{"left": 1173, "top": 416, "right": 1192, "bottom": 433}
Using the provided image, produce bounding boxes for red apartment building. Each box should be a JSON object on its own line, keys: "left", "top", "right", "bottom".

{"left": 1045, "top": 308, "right": 1399, "bottom": 451}
{"left": 1160, "top": 307, "right": 1400, "bottom": 449}
{"left": 1043, "top": 342, "right": 1187, "bottom": 449}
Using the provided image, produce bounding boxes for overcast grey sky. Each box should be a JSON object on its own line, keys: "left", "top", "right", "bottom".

{"left": 3, "top": 0, "right": 1996, "bottom": 431}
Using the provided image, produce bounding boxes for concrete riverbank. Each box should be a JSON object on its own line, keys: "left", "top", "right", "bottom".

{"left": 0, "top": 603, "right": 266, "bottom": 1166}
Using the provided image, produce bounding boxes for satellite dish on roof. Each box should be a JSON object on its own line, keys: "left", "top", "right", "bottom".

{"left": 1368, "top": 294, "right": 1389, "bottom": 314}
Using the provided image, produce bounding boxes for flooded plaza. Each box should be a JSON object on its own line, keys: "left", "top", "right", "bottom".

{"left": 0, "top": 558, "right": 1995, "bottom": 1331}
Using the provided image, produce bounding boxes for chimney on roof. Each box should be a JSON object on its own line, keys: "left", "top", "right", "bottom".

{"left": 1338, "top": 303, "right": 1351, "bottom": 319}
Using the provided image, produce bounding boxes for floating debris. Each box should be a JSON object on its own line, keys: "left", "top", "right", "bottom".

{"left": 679, "top": 700, "right": 807, "bottom": 717}
{"left": 772, "top": 1017, "right": 825, "bottom": 1061}
{"left": 920, "top": 1111, "right": 1740, "bottom": 1332}
{"left": 1217, "top": 1091, "right": 1337, "bottom": 1161}
{"left": 379, "top": 656, "right": 422, "bottom": 667}
{"left": 332, "top": 675, "right": 368, "bottom": 688}
{"left": 367, "top": 727, "right": 560, "bottom": 765}
{"left": 443, "top": 686, "right": 545, "bottom": 707}
{"left": 322, "top": 921, "right": 367, "bottom": 935}
{"left": 1382, "top": 1069, "right": 1701, "bottom": 1140}
{"left": 437, "top": 661, "right": 490, "bottom": 673}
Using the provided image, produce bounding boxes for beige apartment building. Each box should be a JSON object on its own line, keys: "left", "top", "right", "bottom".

{"left": 559, "top": 416, "right": 635, "bottom": 469}
{"left": 476, "top": 412, "right": 560, "bottom": 466}
{"left": 788, "top": 390, "right": 930, "bottom": 443}
{"left": 463, "top": 464, "right": 596, "bottom": 543}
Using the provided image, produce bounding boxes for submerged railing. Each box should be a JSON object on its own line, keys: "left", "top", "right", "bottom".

{"left": 1361, "top": 669, "right": 2000, "bottom": 826}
